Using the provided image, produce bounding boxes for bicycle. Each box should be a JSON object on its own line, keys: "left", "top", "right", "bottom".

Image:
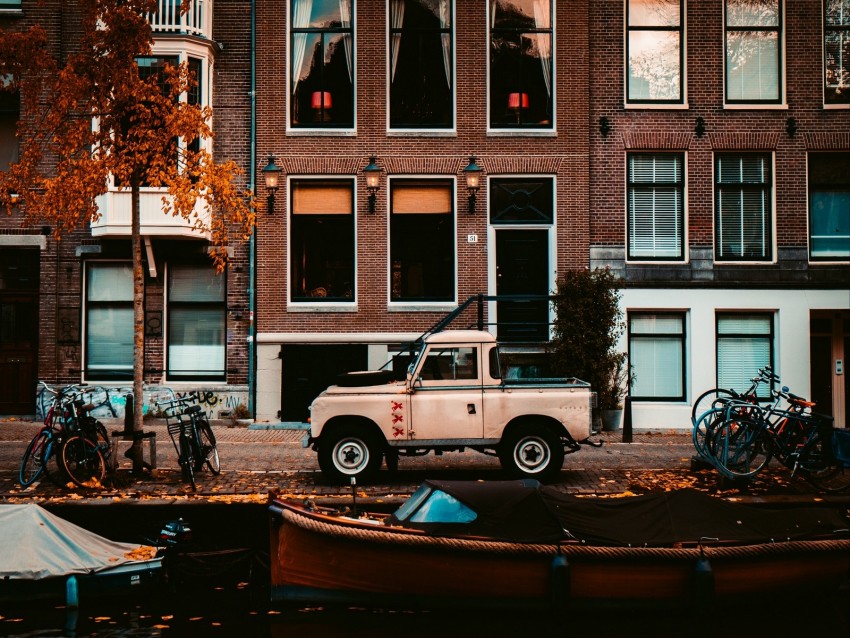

{"left": 711, "top": 387, "right": 850, "bottom": 492}
{"left": 157, "top": 395, "right": 221, "bottom": 490}
{"left": 691, "top": 366, "right": 778, "bottom": 465}
{"left": 19, "top": 382, "right": 110, "bottom": 488}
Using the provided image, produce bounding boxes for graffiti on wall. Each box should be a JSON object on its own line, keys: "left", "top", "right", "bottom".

{"left": 35, "top": 385, "right": 248, "bottom": 421}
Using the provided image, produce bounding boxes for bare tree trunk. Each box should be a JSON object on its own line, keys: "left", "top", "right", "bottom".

{"left": 129, "top": 178, "right": 146, "bottom": 474}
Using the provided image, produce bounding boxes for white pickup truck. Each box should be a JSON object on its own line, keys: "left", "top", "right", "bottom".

{"left": 305, "top": 330, "right": 595, "bottom": 483}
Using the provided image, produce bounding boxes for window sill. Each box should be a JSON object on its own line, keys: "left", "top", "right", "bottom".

{"left": 823, "top": 103, "right": 850, "bottom": 110}
{"left": 287, "top": 303, "right": 358, "bottom": 313}
{"left": 625, "top": 258, "right": 689, "bottom": 265}
{"left": 624, "top": 103, "right": 689, "bottom": 110}
{"left": 808, "top": 258, "right": 850, "bottom": 265}
{"left": 388, "top": 303, "right": 458, "bottom": 312}
{"left": 713, "top": 259, "right": 778, "bottom": 265}
{"left": 486, "top": 129, "right": 556, "bottom": 137}
{"left": 387, "top": 129, "right": 457, "bottom": 137}
{"left": 287, "top": 128, "right": 357, "bottom": 137}
{"left": 723, "top": 103, "right": 787, "bottom": 111}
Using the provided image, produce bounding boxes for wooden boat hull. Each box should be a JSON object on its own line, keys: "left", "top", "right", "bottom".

{"left": 269, "top": 502, "right": 850, "bottom": 610}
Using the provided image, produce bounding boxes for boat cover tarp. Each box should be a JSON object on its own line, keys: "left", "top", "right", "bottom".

{"left": 389, "top": 481, "right": 850, "bottom": 546}
{"left": 0, "top": 504, "right": 147, "bottom": 580}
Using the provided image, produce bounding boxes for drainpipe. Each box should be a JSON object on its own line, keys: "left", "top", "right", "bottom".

{"left": 248, "top": 0, "right": 257, "bottom": 416}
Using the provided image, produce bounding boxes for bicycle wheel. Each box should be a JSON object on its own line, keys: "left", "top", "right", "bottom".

{"left": 59, "top": 435, "right": 106, "bottom": 488}
{"left": 195, "top": 420, "right": 221, "bottom": 475}
{"left": 711, "top": 418, "right": 772, "bottom": 479}
{"left": 692, "top": 408, "right": 725, "bottom": 464}
{"left": 179, "top": 432, "right": 196, "bottom": 490}
{"left": 691, "top": 389, "right": 738, "bottom": 425}
{"left": 799, "top": 428, "right": 850, "bottom": 493}
{"left": 19, "top": 430, "right": 53, "bottom": 487}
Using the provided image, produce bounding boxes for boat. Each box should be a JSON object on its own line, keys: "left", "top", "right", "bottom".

{"left": 0, "top": 503, "right": 163, "bottom": 606}
{"left": 269, "top": 480, "right": 850, "bottom": 610}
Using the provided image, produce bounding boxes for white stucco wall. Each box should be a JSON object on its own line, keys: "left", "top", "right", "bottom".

{"left": 621, "top": 287, "right": 850, "bottom": 431}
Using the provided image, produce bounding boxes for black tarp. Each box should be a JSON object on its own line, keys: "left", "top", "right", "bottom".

{"left": 388, "top": 480, "right": 850, "bottom": 546}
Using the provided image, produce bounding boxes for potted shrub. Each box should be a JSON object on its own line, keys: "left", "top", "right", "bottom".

{"left": 549, "top": 268, "right": 633, "bottom": 431}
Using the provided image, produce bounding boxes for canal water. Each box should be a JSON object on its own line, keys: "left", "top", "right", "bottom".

{"left": 1, "top": 504, "right": 847, "bottom": 637}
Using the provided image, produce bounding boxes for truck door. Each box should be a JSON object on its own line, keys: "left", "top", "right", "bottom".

{"left": 409, "top": 345, "right": 484, "bottom": 440}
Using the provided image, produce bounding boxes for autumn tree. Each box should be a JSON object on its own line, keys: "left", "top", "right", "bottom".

{"left": 0, "top": 0, "right": 254, "bottom": 472}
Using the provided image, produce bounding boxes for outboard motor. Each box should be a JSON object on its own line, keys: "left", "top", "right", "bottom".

{"left": 159, "top": 517, "right": 192, "bottom": 548}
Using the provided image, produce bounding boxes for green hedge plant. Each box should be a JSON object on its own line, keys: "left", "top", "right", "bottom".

{"left": 549, "top": 268, "right": 632, "bottom": 411}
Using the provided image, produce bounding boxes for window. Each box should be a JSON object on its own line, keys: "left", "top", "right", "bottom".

{"left": 629, "top": 313, "right": 685, "bottom": 400}
{"left": 825, "top": 0, "right": 850, "bottom": 104}
{"left": 627, "top": 153, "right": 684, "bottom": 260}
{"left": 715, "top": 153, "right": 773, "bottom": 261}
{"left": 489, "top": 178, "right": 554, "bottom": 224}
{"left": 290, "top": 179, "right": 355, "bottom": 301}
{"left": 626, "top": 0, "right": 683, "bottom": 103}
{"left": 85, "top": 263, "right": 133, "bottom": 380}
{"left": 167, "top": 264, "right": 225, "bottom": 380}
{"left": 0, "top": 1, "right": 22, "bottom": 8}
{"left": 389, "top": 0, "right": 453, "bottom": 129}
{"left": 725, "top": 0, "right": 782, "bottom": 103}
{"left": 809, "top": 152, "right": 850, "bottom": 260}
{"left": 419, "top": 347, "right": 478, "bottom": 381}
{"left": 0, "top": 89, "right": 18, "bottom": 171}
{"left": 290, "top": 0, "right": 354, "bottom": 128}
{"left": 489, "top": 0, "right": 553, "bottom": 129}
{"left": 390, "top": 179, "right": 454, "bottom": 302}
{"left": 716, "top": 314, "right": 773, "bottom": 399}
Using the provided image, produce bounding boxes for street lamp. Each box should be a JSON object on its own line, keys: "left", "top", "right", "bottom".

{"left": 463, "top": 155, "right": 482, "bottom": 215}
{"left": 363, "top": 155, "right": 382, "bottom": 214}
{"left": 262, "top": 154, "right": 281, "bottom": 214}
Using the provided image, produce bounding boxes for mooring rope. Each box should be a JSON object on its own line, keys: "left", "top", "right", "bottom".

{"left": 281, "top": 508, "right": 850, "bottom": 561}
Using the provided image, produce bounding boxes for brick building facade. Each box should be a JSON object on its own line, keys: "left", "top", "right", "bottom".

{"left": 588, "top": 0, "right": 849, "bottom": 428}
{"left": 0, "top": 1, "right": 253, "bottom": 418}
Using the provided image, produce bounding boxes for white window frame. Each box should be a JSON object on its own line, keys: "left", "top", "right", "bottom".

{"left": 486, "top": 0, "right": 557, "bottom": 136}
{"left": 82, "top": 261, "right": 134, "bottom": 383}
{"left": 386, "top": 175, "right": 458, "bottom": 311}
{"left": 625, "top": 152, "right": 688, "bottom": 263}
{"left": 628, "top": 311, "right": 686, "bottom": 401}
{"left": 823, "top": 0, "right": 850, "bottom": 108}
{"left": 716, "top": 312, "right": 775, "bottom": 399}
{"left": 286, "top": 0, "right": 357, "bottom": 136}
{"left": 624, "top": 0, "right": 688, "bottom": 109}
{"left": 713, "top": 152, "right": 777, "bottom": 264}
{"left": 386, "top": 0, "right": 457, "bottom": 136}
{"left": 723, "top": 0, "right": 787, "bottom": 109}
{"left": 286, "top": 175, "right": 359, "bottom": 312}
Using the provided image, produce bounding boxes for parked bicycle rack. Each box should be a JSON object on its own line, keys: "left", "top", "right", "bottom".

{"left": 108, "top": 430, "right": 157, "bottom": 472}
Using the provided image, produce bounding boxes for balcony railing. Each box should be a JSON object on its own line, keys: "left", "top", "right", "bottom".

{"left": 91, "top": 189, "right": 210, "bottom": 239}
{"left": 148, "top": 0, "right": 211, "bottom": 40}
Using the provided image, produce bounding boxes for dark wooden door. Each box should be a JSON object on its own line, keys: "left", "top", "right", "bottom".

{"left": 495, "top": 229, "right": 550, "bottom": 342}
{"left": 0, "top": 293, "right": 38, "bottom": 414}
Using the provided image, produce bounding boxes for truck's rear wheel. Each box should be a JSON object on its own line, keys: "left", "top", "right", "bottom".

{"left": 499, "top": 425, "right": 564, "bottom": 481}
{"left": 318, "top": 428, "right": 382, "bottom": 484}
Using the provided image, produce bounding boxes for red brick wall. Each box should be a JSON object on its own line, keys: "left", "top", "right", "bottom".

{"left": 589, "top": 0, "right": 850, "bottom": 254}
{"left": 255, "top": 0, "right": 591, "bottom": 336}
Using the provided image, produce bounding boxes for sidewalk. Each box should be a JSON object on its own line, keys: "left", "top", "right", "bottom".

{"left": 0, "top": 419, "right": 846, "bottom": 507}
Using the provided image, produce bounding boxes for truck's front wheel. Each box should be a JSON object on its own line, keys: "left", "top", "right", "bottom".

{"left": 499, "top": 425, "right": 564, "bottom": 482}
{"left": 318, "top": 429, "right": 382, "bottom": 484}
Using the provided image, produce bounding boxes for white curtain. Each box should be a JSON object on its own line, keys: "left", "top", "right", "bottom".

{"left": 439, "top": 0, "right": 452, "bottom": 89}
{"left": 533, "top": 0, "right": 551, "bottom": 98}
{"left": 291, "top": 0, "right": 313, "bottom": 96}
{"left": 339, "top": 0, "right": 353, "bottom": 83}
{"left": 390, "top": 0, "right": 405, "bottom": 82}
{"left": 490, "top": 0, "right": 498, "bottom": 28}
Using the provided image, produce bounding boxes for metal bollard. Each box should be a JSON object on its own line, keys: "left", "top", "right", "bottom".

{"left": 622, "top": 396, "right": 633, "bottom": 443}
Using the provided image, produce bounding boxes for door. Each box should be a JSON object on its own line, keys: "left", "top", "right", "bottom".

{"left": 0, "top": 249, "right": 39, "bottom": 415}
{"left": 409, "top": 345, "right": 484, "bottom": 440}
{"left": 495, "top": 229, "right": 549, "bottom": 342}
{"left": 810, "top": 311, "right": 848, "bottom": 429}
{"left": 280, "top": 344, "right": 368, "bottom": 422}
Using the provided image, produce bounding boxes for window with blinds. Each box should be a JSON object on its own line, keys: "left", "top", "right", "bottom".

{"left": 290, "top": 179, "right": 355, "bottom": 301}
{"left": 715, "top": 153, "right": 773, "bottom": 261}
{"left": 716, "top": 314, "right": 773, "bottom": 399}
{"left": 167, "top": 264, "right": 225, "bottom": 380}
{"left": 390, "top": 179, "right": 454, "bottom": 302}
{"left": 628, "top": 153, "right": 684, "bottom": 260}
{"left": 85, "top": 263, "right": 133, "bottom": 380}
{"left": 725, "top": 0, "right": 782, "bottom": 103}
{"left": 628, "top": 313, "right": 685, "bottom": 400}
